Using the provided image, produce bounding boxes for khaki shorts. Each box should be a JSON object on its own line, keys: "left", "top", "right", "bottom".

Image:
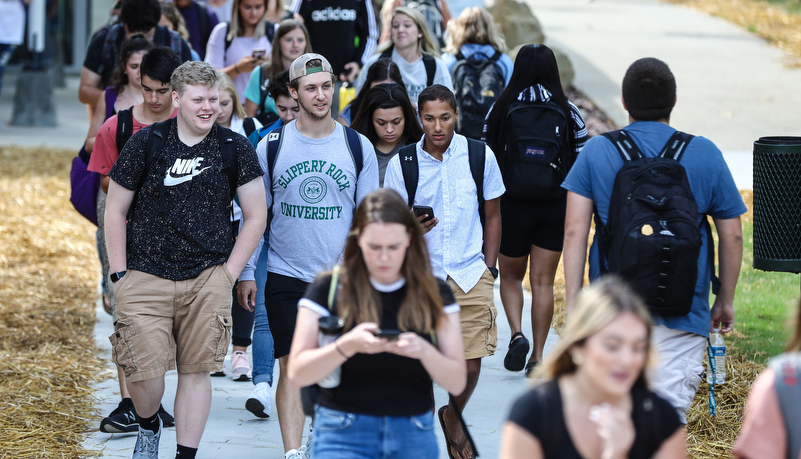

{"left": 447, "top": 269, "right": 497, "bottom": 360}
{"left": 110, "top": 264, "right": 234, "bottom": 382}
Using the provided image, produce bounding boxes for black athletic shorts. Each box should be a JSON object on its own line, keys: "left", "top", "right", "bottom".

{"left": 499, "top": 194, "right": 567, "bottom": 257}
{"left": 264, "top": 272, "right": 310, "bottom": 359}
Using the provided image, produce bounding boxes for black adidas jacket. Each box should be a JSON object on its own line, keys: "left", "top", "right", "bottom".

{"left": 290, "top": 0, "right": 378, "bottom": 75}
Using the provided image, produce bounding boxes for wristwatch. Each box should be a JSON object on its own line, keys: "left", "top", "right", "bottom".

{"left": 488, "top": 267, "right": 499, "bottom": 279}
{"left": 110, "top": 271, "right": 127, "bottom": 283}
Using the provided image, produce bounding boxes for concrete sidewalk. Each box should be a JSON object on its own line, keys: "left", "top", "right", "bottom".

{"left": 528, "top": 0, "right": 801, "bottom": 190}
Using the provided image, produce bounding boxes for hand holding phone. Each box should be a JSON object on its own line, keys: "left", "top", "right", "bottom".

{"left": 375, "top": 329, "right": 401, "bottom": 341}
{"left": 412, "top": 205, "right": 434, "bottom": 223}
{"left": 251, "top": 48, "right": 266, "bottom": 59}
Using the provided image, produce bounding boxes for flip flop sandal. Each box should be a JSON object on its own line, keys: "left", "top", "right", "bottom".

{"left": 503, "top": 332, "right": 530, "bottom": 372}
{"left": 438, "top": 405, "right": 476, "bottom": 459}
{"left": 525, "top": 360, "right": 539, "bottom": 377}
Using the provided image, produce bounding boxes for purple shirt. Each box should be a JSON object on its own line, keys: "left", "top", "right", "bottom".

{"left": 178, "top": 1, "right": 219, "bottom": 60}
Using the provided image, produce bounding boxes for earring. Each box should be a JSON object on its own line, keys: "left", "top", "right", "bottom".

{"left": 571, "top": 353, "right": 583, "bottom": 366}
{"left": 418, "top": 34, "right": 423, "bottom": 38}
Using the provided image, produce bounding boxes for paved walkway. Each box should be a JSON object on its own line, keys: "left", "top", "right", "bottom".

{"left": 529, "top": 0, "right": 801, "bottom": 190}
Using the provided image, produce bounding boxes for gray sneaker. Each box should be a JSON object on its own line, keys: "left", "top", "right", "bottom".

{"left": 132, "top": 416, "right": 162, "bottom": 459}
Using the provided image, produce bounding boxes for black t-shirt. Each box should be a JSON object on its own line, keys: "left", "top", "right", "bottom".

{"left": 108, "top": 120, "right": 263, "bottom": 280}
{"left": 508, "top": 380, "right": 681, "bottom": 458}
{"left": 301, "top": 274, "right": 457, "bottom": 416}
{"left": 83, "top": 24, "right": 193, "bottom": 89}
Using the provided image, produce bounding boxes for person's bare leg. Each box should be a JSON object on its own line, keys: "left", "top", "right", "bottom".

{"left": 498, "top": 254, "right": 528, "bottom": 335}
{"left": 442, "top": 358, "right": 481, "bottom": 459}
{"left": 276, "top": 355, "right": 304, "bottom": 452}
{"left": 119, "top": 366, "right": 131, "bottom": 398}
{"left": 173, "top": 371, "right": 212, "bottom": 448}
{"left": 528, "top": 245, "right": 561, "bottom": 363}
{"left": 127, "top": 376, "right": 165, "bottom": 421}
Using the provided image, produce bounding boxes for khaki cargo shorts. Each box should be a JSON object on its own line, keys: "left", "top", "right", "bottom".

{"left": 447, "top": 269, "right": 498, "bottom": 360}
{"left": 109, "top": 264, "right": 233, "bottom": 382}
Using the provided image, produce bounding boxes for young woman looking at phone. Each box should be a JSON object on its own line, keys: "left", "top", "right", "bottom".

{"left": 288, "top": 189, "right": 466, "bottom": 459}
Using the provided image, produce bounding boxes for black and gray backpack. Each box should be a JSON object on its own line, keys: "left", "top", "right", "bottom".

{"left": 452, "top": 51, "right": 504, "bottom": 141}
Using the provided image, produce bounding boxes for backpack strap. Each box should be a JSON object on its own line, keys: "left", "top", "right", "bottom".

{"left": 224, "top": 22, "right": 233, "bottom": 54}
{"left": 769, "top": 353, "right": 801, "bottom": 459}
{"left": 601, "top": 129, "right": 643, "bottom": 162}
{"left": 266, "top": 124, "right": 287, "bottom": 227}
{"left": 380, "top": 47, "right": 393, "bottom": 59}
{"left": 490, "top": 50, "right": 502, "bottom": 61}
{"left": 98, "top": 23, "right": 123, "bottom": 77}
{"left": 343, "top": 126, "right": 364, "bottom": 179}
{"left": 258, "top": 65, "right": 270, "bottom": 114}
{"left": 115, "top": 107, "right": 134, "bottom": 154}
{"left": 467, "top": 138, "right": 486, "bottom": 229}
{"left": 215, "top": 125, "right": 239, "bottom": 202}
{"left": 398, "top": 144, "right": 419, "bottom": 208}
{"left": 243, "top": 117, "right": 257, "bottom": 138}
{"left": 167, "top": 29, "right": 183, "bottom": 57}
{"left": 422, "top": 55, "right": 436, "bottom": 88}
{"left": 265, "top": 21, "right": 276, "bottom": 43}
{"left": 126, "top": 120, "right": 171, "bottom": 243}
{"left": 327, "top": 265, "right": 341, "bottom": 312}
{"left": 659, "top": 130, "right": 694, "bottom": 161}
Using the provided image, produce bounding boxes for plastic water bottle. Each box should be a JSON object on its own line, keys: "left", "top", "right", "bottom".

{"left": 317, "top": 315, "right": 345, "bottom": 388}
{"left": 706, "top": 329, "right": 726, "bottom": 384}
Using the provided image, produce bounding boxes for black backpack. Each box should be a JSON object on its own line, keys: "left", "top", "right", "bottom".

{"left": 596, "top": 129, "right": 719, "bottom": 317}
{"left": 500, "top": 97, "right": 571, "bottom": 200}
{"left": 452, "top": 51, "right": 504, "bottom": 141}
{"left": 397, "top": 139, "right": 486, "bottom": 228}
{"left": 406, "top": 0, "right": 445, "bottom": 50}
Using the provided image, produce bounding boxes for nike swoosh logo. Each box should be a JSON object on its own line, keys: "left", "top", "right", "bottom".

{"left": 164, "top": 166, "right": 212, "bottom": 186}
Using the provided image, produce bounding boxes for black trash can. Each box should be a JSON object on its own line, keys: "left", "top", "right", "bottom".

{"left": 753, "top": 136, "right": 801, "bottom": 273}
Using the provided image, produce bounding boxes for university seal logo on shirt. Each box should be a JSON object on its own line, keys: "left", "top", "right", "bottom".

{"left": 300, "top": 176, "right": 327, "bottom": 204}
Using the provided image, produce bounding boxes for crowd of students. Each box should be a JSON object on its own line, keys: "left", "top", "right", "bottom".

{"left": 73, "top": 0, "right": 799, "bottom": 458}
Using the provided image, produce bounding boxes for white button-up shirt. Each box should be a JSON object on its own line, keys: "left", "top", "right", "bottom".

{"left": 384, "top": 134, "right": 505, "bottom": 292}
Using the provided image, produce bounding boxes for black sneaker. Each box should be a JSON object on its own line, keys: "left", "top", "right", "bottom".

{"left": 100, "top": 399, "right": 138, "bottom": 433}
{"left": 158, "top": 404, "right": 175, "bottom": 427}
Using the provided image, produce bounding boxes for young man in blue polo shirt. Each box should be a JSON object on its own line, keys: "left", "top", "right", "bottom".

{"left": 562, "top": 57, "right": 746, "bottom": 424}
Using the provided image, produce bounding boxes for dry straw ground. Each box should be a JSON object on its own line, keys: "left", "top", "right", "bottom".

{"left": 665, "top": 0, "right": 801, "bottom": 66}
{"left": 0, "top": 146, "right": 103, "bottom": 458}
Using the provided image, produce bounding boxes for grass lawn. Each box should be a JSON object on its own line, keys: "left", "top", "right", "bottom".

{"left": 725, "top": 196, "right": 799, "bottom": 364}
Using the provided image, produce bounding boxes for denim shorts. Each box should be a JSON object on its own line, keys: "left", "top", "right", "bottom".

{"left": 312, "top": 406, "right": 439, "bottom": 459}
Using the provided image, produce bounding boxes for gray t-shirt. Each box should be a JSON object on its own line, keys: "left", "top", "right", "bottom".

{"left": 251, "top": 120, "right": 380, "bottom": 282}
{"left": 375, "top": 137, "right": 407, "bottom": 187}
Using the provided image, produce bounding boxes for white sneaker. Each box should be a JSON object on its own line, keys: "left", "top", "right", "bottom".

{"left": 303, "top": 426, "right": 313, "bottom": 457}
{"left": 245, "top": 382, "right": 271, "bottom": 418}
{"left": 285, "top": 448, "right": 305, "bottom": 459}
{"left": 231, "top": 351, "right": 251, "bottom": 381}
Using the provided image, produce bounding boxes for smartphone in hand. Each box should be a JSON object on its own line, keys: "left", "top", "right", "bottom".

{"left": 412, "top": 205, "right": 434, "bottom": 223}
{"left": 375, "top": 329, "right": 401, "bottom": 341}
{"left": 251, "top": 48, "right": 266, "bottom": 59}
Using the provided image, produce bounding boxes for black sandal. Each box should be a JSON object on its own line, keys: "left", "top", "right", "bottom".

{"left": 525, "top": 360, "right": 539, "bottom": 377}
{"left": 504, "top": 332, "right": 530, "bottom": 372}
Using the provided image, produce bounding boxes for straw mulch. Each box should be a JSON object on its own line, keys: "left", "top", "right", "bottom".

{"left": 0, "top": 145, "right": 103, "bottom": 458}
{"left": 664, "top": 0, "right": 801, "bottom": 66}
